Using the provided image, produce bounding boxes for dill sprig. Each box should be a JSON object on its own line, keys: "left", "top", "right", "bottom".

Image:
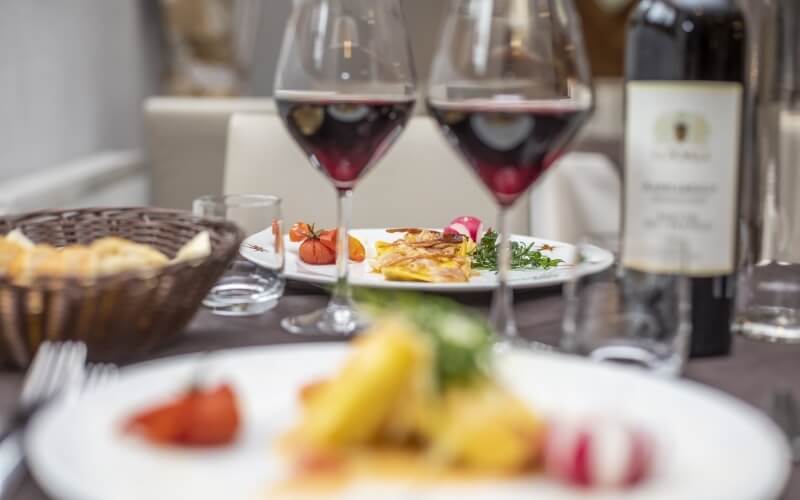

{"left": 471, "top": 229, "right": 563, "bottom": 271}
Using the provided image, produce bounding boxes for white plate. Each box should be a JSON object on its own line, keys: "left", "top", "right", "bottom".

{"left": 28, "top": 344, "right": 789, "bottom": 500}
{"left": 241, "top": 228, "right": 614, "bottom": 292}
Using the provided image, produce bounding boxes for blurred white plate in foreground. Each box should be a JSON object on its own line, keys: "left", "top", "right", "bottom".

{"left": 27, "top": 344, "right": 789, "bottom": 500}
{"left": 242, "top": 228, "right": 614, "bottom": 292}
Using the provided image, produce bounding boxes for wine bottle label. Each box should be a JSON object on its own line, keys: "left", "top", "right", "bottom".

{"left": 623, "top": 81, "right": 743, "bottom": 276}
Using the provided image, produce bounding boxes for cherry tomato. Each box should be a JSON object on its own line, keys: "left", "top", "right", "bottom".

{"left": 289, "top": 222, "right": 311, "bottom": 242}
{"left": 181, "top": 385, "right": 240, "bottom": 446}
{"left": 299, "top": 238, "right": 336, "bottom": 265}
{"left": 319, "top": 230, "right": 337, "bottom": 253}
{"left": 125, "top": 383, "right": 241, "bottom": 447}
{"left": 125, "top": 400, "right": 186, "bottom": 444}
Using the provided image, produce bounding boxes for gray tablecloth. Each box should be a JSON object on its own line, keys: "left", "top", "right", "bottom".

{"left": 3, "top": 286, "right": 799, "bottom": 499}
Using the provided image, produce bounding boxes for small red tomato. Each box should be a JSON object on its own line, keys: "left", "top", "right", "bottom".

{"left": 289, "top": 222, "right": 311, "bottom": 242}
{"left": 181, "top": 385, "right": 241, "bottom": 446}
{"left": 319, "top": 229, "right": 337, "bottom": 253}
{"left": 125, "top": 400, "right": 186, "bottom": 444}
{"left": 125, "top": 383, "right": 241, "bottom": 448}
{"left": 299, "top": 237, "right": 336, "bottom": 265}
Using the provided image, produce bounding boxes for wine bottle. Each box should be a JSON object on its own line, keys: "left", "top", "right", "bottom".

{"left": 623, "top": 0, "right": 747, "bottom": 357}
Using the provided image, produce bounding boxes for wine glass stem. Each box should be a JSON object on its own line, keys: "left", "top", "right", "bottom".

{"left": 331, "top": 189, "right": 353, "bottom": 306}
{"left": 490, "top": 206, "right": 518, "bottom": 340}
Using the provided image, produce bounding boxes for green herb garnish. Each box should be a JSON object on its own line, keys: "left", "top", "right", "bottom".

{"left": 354, "top": 289, "right": 493, "bottom": 390}
{"left": 471, "top": 229, "right": 563, "bottom": 271}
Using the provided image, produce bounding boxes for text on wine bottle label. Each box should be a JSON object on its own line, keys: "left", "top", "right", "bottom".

{"left": 623, "top": 81, "right": 743, "bottom": 276}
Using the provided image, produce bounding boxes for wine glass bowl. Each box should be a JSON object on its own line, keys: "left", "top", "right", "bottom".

{"left": 276, "top": 100, "right": 415, "bottom": 190}
{"left": 428, "top": 0, "right": 593, "bottom": 341}
{"left": 428, "top": 2, "right": 592, "bottom": 99}
{"left": 275, "top": 0, "right": 416, "bottom": 335}
{"left": 274, "top": 1, "right": 415, "bottom": 96}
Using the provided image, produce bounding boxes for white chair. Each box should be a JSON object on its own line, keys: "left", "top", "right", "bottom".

{"left": 146, "top": 96, "right": 622, "bottom": 240}
{"left": 529, "top": 152, "right": 621, "bottom": 244}
{"left": 527, "top": 78, "right": 623, "bottom": 244}
{"left": 144, "top": 98, "right": 276, "bottom": 210}
{"left": 222, "top": 107, "right": 532, "bottom": 233}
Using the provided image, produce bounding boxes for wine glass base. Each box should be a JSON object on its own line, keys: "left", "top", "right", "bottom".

{"left": 281, "top": 304, "right": 365, "bottom": 336}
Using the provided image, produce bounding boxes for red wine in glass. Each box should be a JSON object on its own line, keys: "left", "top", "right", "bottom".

{"left": 277, "top": 96, "right": 416, "bottom": 190}
{"left": 428, "top": 101, "right": 591, "bottom": 206}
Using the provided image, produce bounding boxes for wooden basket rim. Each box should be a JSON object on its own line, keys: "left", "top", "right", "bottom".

{"left": 0, "top": 207, "right": 245, "bottom": 291}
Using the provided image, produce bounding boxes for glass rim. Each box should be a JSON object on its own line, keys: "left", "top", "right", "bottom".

{"left": 194, "top": 194, "right": 282, "bottom": 209}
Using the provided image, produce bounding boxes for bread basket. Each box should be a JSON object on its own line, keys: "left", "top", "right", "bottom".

{"left": 0, "top": 207, "right": 243, "bottom": 369}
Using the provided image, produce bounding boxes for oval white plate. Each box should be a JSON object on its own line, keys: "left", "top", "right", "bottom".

{"left": 241, "top": 228, "right": 614, "bottom": 292}
{"left": 27, "top": 344, "right": 789, "bottom": 500}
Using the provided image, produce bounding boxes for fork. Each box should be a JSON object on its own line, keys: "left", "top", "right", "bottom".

{"left": 0, "top": 341, "right": 88, "bottom": 499}
{"left": 82, "top": 363, "right": 119, "bottom": 392}
{"left": 769, "top": 389, "right": 800, "bottom": 463}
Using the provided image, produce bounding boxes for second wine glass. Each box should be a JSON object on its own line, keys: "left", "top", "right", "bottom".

{"left": 275, "top": 0, "right": 416, "bottom": 335}
{"left": 427, "top": 0, "right": 594, "bottom": 344}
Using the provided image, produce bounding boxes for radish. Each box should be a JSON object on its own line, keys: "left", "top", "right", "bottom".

{"left": 543, "top": 418, "right": 654, "bottom": 490}
{"left": 443, "top": 216, "right": 484, "bottom": 242}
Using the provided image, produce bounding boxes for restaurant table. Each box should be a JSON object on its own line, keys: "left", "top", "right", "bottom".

{"left": 3, "top": 284, "right": 800, "bottom": 500}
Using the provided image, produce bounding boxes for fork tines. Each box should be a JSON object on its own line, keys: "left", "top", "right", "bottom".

{"left": 19, "top": 341, "right": 87, "bottom": 411}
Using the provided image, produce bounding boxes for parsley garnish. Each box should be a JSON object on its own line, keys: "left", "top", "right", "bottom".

{"left": 471, "top": 230, "right": 563, "bottom": 271}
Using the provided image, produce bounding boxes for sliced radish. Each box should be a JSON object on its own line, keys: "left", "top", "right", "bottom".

{"left": 543, "top": 418, "right": 654, "bottom": 490}
{"left": 444, "top": 216, "right": 484, "bottom": 242}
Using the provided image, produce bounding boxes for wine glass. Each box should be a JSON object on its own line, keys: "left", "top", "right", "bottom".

{"left": 275, "top": 0, "right": 416, "bottom": 335}
{"left": 427, "top": 0, "right": 593, "bottom": 344}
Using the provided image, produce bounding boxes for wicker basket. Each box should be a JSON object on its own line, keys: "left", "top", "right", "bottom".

{"left": 0, "top": 207, "right": 243, "bottom": 369}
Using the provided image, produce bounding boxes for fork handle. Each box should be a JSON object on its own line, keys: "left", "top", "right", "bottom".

{"left": 0, "top": 430, "right": 24, "bottom": 500}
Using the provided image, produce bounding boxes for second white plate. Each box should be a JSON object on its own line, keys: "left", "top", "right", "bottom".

{"left": 241, "top": 228, "right": 614, "bottom": 292}
{"left": 27, "top": 344, "right": 790, "bottom": 500}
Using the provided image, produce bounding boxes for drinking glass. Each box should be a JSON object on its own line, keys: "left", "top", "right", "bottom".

{"left": 734, "top": 0, "right": 800, "bottom": 343}
{"left": 274, "top": 0, "right": 416, "bottom": 335}
{"left": 427, "top": 0, "right": 594, "bottom": 344}
{"left": 563, "top": 242, "right": 692, "bottom": 376}
{"left": 193, "top": 195, "right": 285, "bottom": 316}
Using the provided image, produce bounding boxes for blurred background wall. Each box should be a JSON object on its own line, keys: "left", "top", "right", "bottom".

{"left": 0, "top": 0, "right": 632, "bottom": 213}
{"left": 0, "top": 0, "right": 163, "bottom": 210}
{"left": 0, "top": 1, "right": 455, "bottom": 212}
{"left": 232, "top": 1, "right": 447, "bottom": 96}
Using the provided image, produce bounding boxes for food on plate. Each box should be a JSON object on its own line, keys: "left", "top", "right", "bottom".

{"left": 284, "top": 294, "right": 545, "bottom": 477}
{"left": 368, "top": 217, "right": 563, "bottom": 284}
{"left": 319, "top": 229, "right": 366, "bottom": 263}
{"left": 0, "top": 229, "right": 212, "bottom": 285}
{"left": 544, "top": 419, "right": 653, "bottom": 489}
{"left": 124, "top": 383, "right": 240, "bottom": 447}
{"left": 279, "top": 292, "right": 655, "bottom": 492}
{"left": 372, "top": 229, "right": 475, "bottom": 283}
{"left": 299, "top": 232, "right": 337, "bottom": 266}
{"left": 291, "top": 222, "right": 366, "bottom": 265}
{"left": 287, "top": 216, "right": 565, "bottom": 281}
{"left": 289, "top": 222, "right": 311, "bottom": 242}
{"left": 444, "top": 215, "right": 485, "bottom": 243}
{"left": 471, "top": 229, "right": 563, "bottom": 271}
